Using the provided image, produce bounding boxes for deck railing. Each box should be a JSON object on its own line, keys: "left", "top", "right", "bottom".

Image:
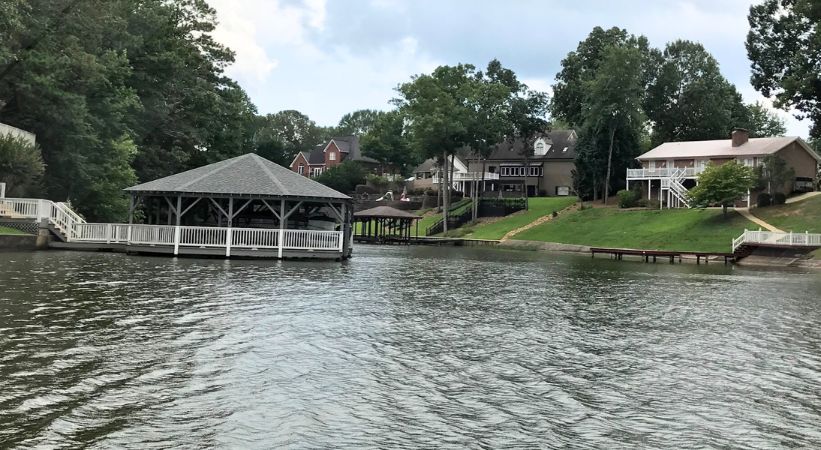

{"left": 627, "top": 167, "right": 703, "bottom": 179}
{"left": 71, "top": 223, "right": 342, "bottom": 254}
{"left": 732, "top": 229, "right": 821, "bottom": 252}
{"left": 432, "top": 172, "right": 500, "bottom": 184}
{"left": 0, "top": 197, "right": 86, "bottom": 237}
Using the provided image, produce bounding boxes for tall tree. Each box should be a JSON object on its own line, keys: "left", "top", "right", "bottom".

{"left": 0, "top": 134, "right": 44, "bottom": 197}
{"left": 508, "top": 89, "right": 549, "bottom": 207}
{"left": 582, "top": 45, "right": 645, "bottom": 204}
{"left": 337, "top": 109, "right": 384, "bottom": 136}
{"left": 255, "top": 110, "right": 323, "bottom": 157}
{"left": 747, "top": 0, "right": 821, "bottom": 138}
{"left": 552, "top": 26, "right": 655, "bottom": 128}
{"left": 361, "top": 110, "right": 417, "bottom": 175}
{"left": 745, "top": 102, "right": 787, "bottom": 137}
{"left": 396, "top": 64, "right": 486, "bottom": 233}
{"left": 645, "top": 40, "right": 749, "bottom": 145}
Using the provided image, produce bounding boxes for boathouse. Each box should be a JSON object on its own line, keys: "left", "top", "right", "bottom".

{"left": 2, "top": 154, "right": 354, "bottom": 260}
{"left": 353, "top": 206, "right": 420, "bottom": 244}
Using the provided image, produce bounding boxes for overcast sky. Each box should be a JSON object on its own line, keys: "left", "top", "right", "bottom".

{"left": 208, "top": 0, "right": 809, "bottom": 137}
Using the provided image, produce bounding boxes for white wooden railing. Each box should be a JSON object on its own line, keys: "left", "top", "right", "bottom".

{"left": 71, "top": 223, "right": 342, "bottom": 255}
{"left": 432, "top": 172, "right": 500, "bottom": 184}
{"left": 0, "top": 197, "right": 86, "bottom": 237}
{"left": 732, "top": 229, "right": 821, "bottom": 252}
{"left": 627, "top": 167, "right": 704, "bottom": 179}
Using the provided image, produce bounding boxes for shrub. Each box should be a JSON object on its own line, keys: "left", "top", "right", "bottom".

{"left": 0, "top": 134, "right": 45, "bottom": 197}
{"left": 645, "top": 199, "right": 660, "bottom": 209}
{"left": 757, "top": 192, "right": 772, "bottom": 208}
{"left": 617, "top": 189, "right": 640, "bottom": 208}
{"left": 772, "top": 192, "right": 787, "bottom": 205}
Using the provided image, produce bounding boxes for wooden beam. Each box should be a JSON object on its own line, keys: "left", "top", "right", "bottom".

{"left": 283, "top": 201, "right": 303, "bottom": 220}
{"left": 230, "top": 199, "right": 253, "bottom": 219}
{"left": 261, "top": 199, "right": 281, "bottom": 220}
{"left": 327, "top": 202, "right": 344, "bottom": 222}
{"left": 209, "top": 197, "right": 229, "bottom": 219}
{"left": 180, "top": 197, "right": 202, "bottom": 218}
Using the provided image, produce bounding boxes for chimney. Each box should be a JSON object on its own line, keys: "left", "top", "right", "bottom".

{"left": 731, "top": 128, "right": 749, "bottom": 148}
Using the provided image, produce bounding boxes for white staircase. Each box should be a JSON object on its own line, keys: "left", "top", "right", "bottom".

{"left": 0, "top": 198, "right": 86, "bottom": 241}
{"left": 660, "top": 168, "right": 690, "bottom": 208}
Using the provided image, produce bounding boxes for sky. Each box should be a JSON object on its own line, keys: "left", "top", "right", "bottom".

{"left": 208, "top": 0, "right": 809, "bottom": 137}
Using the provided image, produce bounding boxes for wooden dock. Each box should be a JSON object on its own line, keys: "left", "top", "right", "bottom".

{"left": 590, "top": 247, "right": 736, "bottom": 264}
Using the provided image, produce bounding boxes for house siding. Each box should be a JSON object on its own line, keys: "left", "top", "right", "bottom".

{"left": 290, "top": 153, "right": 310, "bottom": 176}
{"left": 325, "top": 142, "right": 342, "bottom": 168}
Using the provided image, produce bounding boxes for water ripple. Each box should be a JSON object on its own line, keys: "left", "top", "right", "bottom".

{"left": 0, "top": 247, "right": 819, "bottom": 448}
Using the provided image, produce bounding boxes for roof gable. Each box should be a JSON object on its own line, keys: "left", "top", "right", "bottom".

{"left": 126, "top": 153, "right": 350, "bottom": 200}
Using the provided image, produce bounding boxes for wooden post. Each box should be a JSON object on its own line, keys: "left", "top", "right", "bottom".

{"left": 226, "top": 197, "right": 233, "bottom": 257}
{"left": 128, "top": 194, "right": 134, "bottom": 225}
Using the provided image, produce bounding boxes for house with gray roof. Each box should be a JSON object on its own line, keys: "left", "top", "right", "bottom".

{"left": 627, "top": 129, "right": 820, "bottom": 208}
{"left": 410, "top": 129, "right": 578, "bottom": 197}
{"left": 289, "top": 135, "right": 380, "bottom": 178}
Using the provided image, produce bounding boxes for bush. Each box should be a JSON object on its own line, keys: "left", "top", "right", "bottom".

{"left": 315, "top": 161, "right": 366, "bottom": 193}
{"left": 645, "top": 199, "right": 660, "bottom": 209}
{"left": 773, "top": 192, "right": 787, "bottom": 205}
{"left": 0, "top": 134, "right": 45, "bottom": 197}
{"left": 617, "top": 189, "right": 640, "bottom": 208}
{"left": 757, "top": 192, "right": 772, "bottom": 207}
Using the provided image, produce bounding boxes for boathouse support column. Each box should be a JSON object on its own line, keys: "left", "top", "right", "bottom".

{"left": 278, "top": 199, "right": 285, "bottom": 259}
{"left": 174, "top": 195, "right": 182, "bottom": 255}
{"left": 226, "top": 197, "right": 233, "bottom": 257}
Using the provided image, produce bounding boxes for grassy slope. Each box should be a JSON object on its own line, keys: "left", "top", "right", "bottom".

{"left": 0, "top": 225, "right": 26, "bottom": 235}
{"left": 465, "top": 197, "right": 578, "bottom": 240}
{"left": 750, "top": 195, "right": 821, "bottom": 233}
{"left": 513, "top": 208, "right": 754, "bottom": 253}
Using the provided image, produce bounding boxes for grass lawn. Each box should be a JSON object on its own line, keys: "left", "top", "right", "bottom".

{"left": 750, "top": 195, "right": 821, "bottom": 233}
{"left": 0, "top": 225, "right": 26, "bottom": 235}
{"left": 464, "top": 197, "right": 578, "bottom": 240}
{"left": 513, "top": 207, "right": 756, "bottom": 253}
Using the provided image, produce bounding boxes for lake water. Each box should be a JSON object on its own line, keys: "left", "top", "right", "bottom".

{"left": 1, "top": 246, "right": 820, "bottom": 448}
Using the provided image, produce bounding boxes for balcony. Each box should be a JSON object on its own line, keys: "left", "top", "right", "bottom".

{"left": 432, "top": 172, "right": 500, "bottom": 184}
{"left": 626, "top": 167, "right": 704, "bottom": 179}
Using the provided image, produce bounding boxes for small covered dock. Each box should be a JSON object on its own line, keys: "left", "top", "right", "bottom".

{"left": 353, "top": 206, "right": 420, "bottom": 245}
{"left": 51, "top": 153, "right": 354, "bottom": 260}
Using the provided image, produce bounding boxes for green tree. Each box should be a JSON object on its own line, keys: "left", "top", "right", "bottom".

{"left": 337, "top": 109, "right": 384, "bottom": 136}
{"left": 582, "top": 45, "right": 645, "bottom": 204}
{"left": 757, "top": 154, "right": 795, "bottom": 195}
{"left": 552, "top": 26, "right": 655, "bottom": 127}
{"left": 314, "top": 161, "right": 365, "bottom": 194}
{"left": 396, "top": 64, "right": 485, "bottom": 233}
{"left": 361, "top": 110, "right": 416, "bottom": 175}
{"left": 746, "top": 102, "right": 787, "bottom": 137}
{"left": 645, "top": 40, "right": 749, "bottom": 146}
{"left": 255, "top": 110, "right": 323, "bottom": 157}
{"left": 0, "top": 134, "right": 44, "bottom": 197}
{"left": 747, "top": 0, "right": 821, "bottom": 138}
{"left": 689, "top": 162, "right": 755, "bottom": 216}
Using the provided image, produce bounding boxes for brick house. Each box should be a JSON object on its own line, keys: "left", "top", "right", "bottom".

{"left": 627, "top": 129, "right": 820, "bottom": 208}
{"left": 289, "top": 135, "right": 380, "bottom": 178}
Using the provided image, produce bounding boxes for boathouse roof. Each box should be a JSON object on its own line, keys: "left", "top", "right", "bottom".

{"left": 125, "top": 153, "right": 350, "bottom": 200}
{"left": 354, "top": 206, "right": 421, "bottom": 220}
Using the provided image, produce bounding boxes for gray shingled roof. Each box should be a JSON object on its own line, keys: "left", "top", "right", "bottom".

{"left": 354, "top": 206, "right": 421, "bottom": 219}
{"left": 125, "top": 153, "right": 350, "bottom": 200}
{"left": 487, "top": 130, "right": 578, "bottom": 160}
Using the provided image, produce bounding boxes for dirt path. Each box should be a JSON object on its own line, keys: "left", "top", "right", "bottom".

{"left": 736, "top": 207, "right": 784, "bottom": 233}
{"left": 500, "top": 204, "right": 578, "bottom": 241}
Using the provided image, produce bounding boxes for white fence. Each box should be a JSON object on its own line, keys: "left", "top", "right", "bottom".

{"left": 732, "top": 229, "right": 821, "bottom": 252}
{"left": 0, "top": 197, "right": 344, "bottom": 256}
{"left": 72, "top": 223, "right": 343, "bottom": 255}
{"left": 432, "top": 172, "right": 500, "bottom": 184}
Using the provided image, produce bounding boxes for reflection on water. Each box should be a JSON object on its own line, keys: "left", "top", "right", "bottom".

{"left": 0, "top": 246, "right": 820, "bottom": 447}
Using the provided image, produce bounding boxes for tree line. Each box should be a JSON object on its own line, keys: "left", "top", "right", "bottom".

{"left": 1, "top": 0, "right": 819, "bottom": 221}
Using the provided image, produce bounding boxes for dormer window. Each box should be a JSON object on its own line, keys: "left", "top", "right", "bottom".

{"left": 534, "top": 138, "right": 550, "bottom": 156}
{"left": 329, "top": 152, "right": 336, "bottom": 161}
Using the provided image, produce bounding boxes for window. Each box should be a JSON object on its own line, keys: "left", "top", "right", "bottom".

{"left": 329, "top": 152, "right": 336, "bottom": 161}
{"left": 298, "top": 164, "right": 305, "bottom": 175}
{"left": 556, "top": 186, "right": 570, "bottom": 196}
{"left": 311, "top": 167, "right": 323, "bottom": 177}
{"left": 534, "top": 140, "right": 546, "bottom": 156}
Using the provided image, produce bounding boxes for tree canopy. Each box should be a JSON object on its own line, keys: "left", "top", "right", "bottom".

{"left": 689, "top": 162, "right": 755, "bottom": 216}
{"left": 0, "top": 134, "right": 44, "bottom": 198}
{"left": 748, "top": 0, "right": 821, "bottom": 138}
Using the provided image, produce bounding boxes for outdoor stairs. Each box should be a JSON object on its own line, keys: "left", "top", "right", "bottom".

{"left": 662, "top": 168, "right": 690, "bottom": 208}
{"left": 0, "top": 198, "right": 83, "bottom": 242}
